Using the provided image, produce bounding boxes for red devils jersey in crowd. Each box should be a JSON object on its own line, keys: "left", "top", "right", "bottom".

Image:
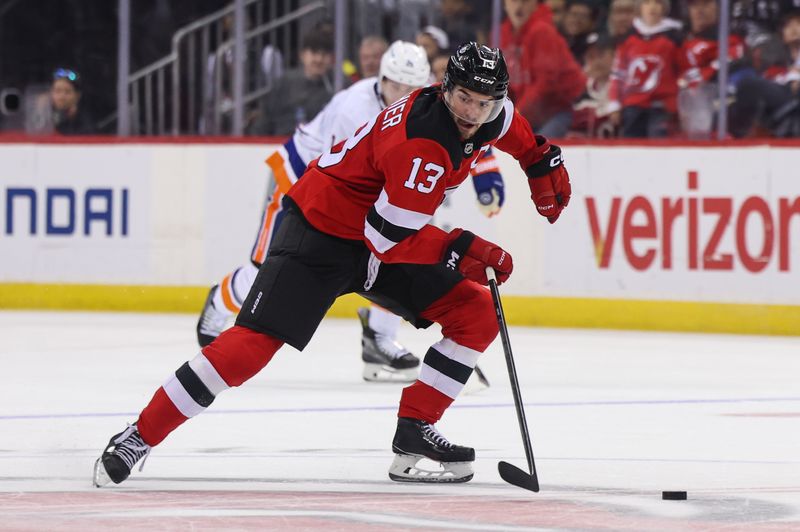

{"left": 500, "top": 9, "right": 586, "bottom": 127}
{"left": 762, "top": 54, "right": 800, "bottom": 85}
{"left": 679, "top": 29, "right": 746, "bottom": 87}
{"left": 570, "top": 78, "right": 617, "bottom": 138}
{"left": 609, "top": 18, "right": 683, "bottom": 113}
{"left": 288, "top": 85, "right": 545, "bottom": 264}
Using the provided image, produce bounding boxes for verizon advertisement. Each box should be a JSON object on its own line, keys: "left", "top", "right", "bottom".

{"left": 490, "top": 145, "right": 800, "bottom": 305}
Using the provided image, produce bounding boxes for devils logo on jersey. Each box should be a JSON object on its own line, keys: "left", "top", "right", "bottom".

{"left": 628, "top": 55, "right": 664, "bottom": 93}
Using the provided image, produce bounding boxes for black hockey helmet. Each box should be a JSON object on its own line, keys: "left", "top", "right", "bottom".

{"left": 443, "top": 42, "right": 509, "bottom": 101}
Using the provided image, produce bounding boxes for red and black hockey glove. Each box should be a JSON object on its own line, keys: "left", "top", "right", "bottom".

{"left": 526, "top": 136, "right": 572, "bottom": 224}
{"left": 443, "top": 229, "right": 513, "bottom": 285}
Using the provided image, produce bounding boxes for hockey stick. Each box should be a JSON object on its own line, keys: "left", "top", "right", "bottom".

{"left": 486, "top": 267, "right": 540, "bottom": 493}
{"left": 473, "top": 364, "right": 490, "bottom": 387}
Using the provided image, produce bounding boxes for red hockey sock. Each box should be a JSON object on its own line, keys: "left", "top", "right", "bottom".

{"left": 397, "top": 280, "right": 498, "bottom": 424}
{"left": 137, "top": 326, "right": 283, "bottom": 446}
{"left": 398, "top": 381, "right": 454, "bottom": 424}
{"left": 137, "top": 388, "right": 186, "bottom": 446}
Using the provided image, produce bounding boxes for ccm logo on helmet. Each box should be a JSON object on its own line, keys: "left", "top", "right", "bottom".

{"left": 473, "top": 75, "right": 494, "bottom": 84}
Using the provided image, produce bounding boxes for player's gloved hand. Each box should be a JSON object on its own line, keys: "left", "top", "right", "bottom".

{"left": 525, "top": 135, "right": 572, "bottom": 224}
{"left": 443, "top": 228, "right": 513, "bottom": 285}
{"left": 472, "top": 171, "right": 505, "bottom": 218}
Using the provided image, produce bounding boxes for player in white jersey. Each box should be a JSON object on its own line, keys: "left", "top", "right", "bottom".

{"left": 197, "top": 40, "right": 505, "bottom": 382}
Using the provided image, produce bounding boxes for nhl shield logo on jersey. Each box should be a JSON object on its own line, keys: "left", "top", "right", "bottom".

{"left": 464, "top": 142, "right": 474, "bottom": 155}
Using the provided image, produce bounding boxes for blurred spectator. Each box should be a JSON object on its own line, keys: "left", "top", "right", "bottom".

{"left": 570, "top": 33, "right": 618, "bottom": 136}
{"left": 548, "top": 0, "right": 568, "bottom": 28}
{"left": 729, "top": 10, "right": 800, "bottom": 137}
{"left": 416, "top": 26, "right": 450, "bottom": 83}
{"left": 438, "top": 0, "right": 481, "bottom": 47}
{"left": 561, "top": 0, "right": 602, "bottom": 62}
{"left": 344, "top": 35, "right": 388, "bottom": 82}
{"left": 608, "top": 0, "right": 682, "bottom": 138}
{"left": 259, "top": 46, "right": 285, "bottom": 88}
{"left": 250, "top": 29, "right": 335, "bottom": 136}
{"left": 416, "top": 26, "right": 450, "bottom": 59}
{"left": 202, "top": 12, "right": 284, "bottom": 135}
{"left": 26, "top": 68, "right": 94, "bottom": 135}
{"left": 501, "top": 0, "right": 586, "bottom": 137}
{"left": 731, "top": 0, "right": 800, "bottom": 50}
{"left": 431, "top": 53, "right": 451, "bottom": 82}
{"left": 677, "top": 0, "right": 747, "bottom": 138}
{"left": 607, "top": 0, "right": 637, "bottom": 43}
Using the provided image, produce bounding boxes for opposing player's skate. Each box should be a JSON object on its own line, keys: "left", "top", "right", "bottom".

{"left": 358, "top": 307, "right": 420, "bottom": 382}
{"left": 389, "top": 417, "right": 475, "bottom": 483}
{"left": 196, "top": 285, "right": 229, "bottom": 347}
{"left": 93, "top": 423, "right": 151, "bottom": 487}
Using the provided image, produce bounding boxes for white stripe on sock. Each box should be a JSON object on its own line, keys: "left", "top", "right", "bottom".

{"left": 418, "top": 363, "right": 465, "bottom": 399}
{"left": 188, "top": 352, "right": 229, "bottom": 396}
{"left": 431, "top": 338, "right": 481, "bottom": 368}
{"left": 163, "top": 374, "right": 207, "bottom": 418}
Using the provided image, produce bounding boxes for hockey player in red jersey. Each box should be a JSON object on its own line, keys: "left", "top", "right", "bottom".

{"left": 93, "top": 42, "right": 571, "bottom": 486}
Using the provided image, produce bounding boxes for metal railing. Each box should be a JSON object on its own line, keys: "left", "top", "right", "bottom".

{"left": 125, "top": 0, "right": 327, "bottom": 136}
{"left": 207, "top": 1, "right": 328, "bottom": 135}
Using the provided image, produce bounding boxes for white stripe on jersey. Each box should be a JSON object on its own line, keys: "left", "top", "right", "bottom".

{"left": 374, "top": 189, "right": 430, "bottom": 231}
{"left": 498, "top": 98, "right": 515, "bottom": 140}
{"left": 364, "top": 221, "right": 397, "bottom": 253}
{"left": 162, "top": 373, "right": 207, "bottom": 418}
{"left": 187, "top": 352, "right": 229, "bottom": 396}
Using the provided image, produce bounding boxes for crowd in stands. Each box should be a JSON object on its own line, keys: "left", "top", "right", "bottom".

{"left": 4, "top": 0, "right": 800, "bottom": 139}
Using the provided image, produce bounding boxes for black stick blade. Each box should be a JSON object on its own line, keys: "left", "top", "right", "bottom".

{"left": 498, "top": 461, "right": 540, "bottom": 492}
{"left": 474, "top": 365, "right": 490, "bottom": 388}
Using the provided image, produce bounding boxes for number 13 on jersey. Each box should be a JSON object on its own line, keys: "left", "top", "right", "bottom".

{"left": 404, "top": 158, "right": 444, "bottom": 194}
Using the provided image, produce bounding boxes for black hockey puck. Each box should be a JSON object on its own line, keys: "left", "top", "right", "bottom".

{"left": 662, "top": 491, "right": 687, "bottom": 500}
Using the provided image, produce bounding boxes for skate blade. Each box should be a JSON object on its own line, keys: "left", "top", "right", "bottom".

{"left": 362, "top": 363, "right": 418, "bottom": 383}
{"left": 388, "top": 454, "right": 474, "bottom": 483}
{"left": 92, "top": 457, "right": 112, "bottom": 488}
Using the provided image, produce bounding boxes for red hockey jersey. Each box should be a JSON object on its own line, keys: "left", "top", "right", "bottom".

{"left": 679, "top": 30, "right": 746, "bottom": 87}
{"left": 287, "top": 86, "right": 546, "bottom": 265}
{"left": 608, "top": 18, "right": 683, "bottom": 113}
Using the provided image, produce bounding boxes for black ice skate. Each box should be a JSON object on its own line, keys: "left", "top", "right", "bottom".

{"left": 93, "top": 424, "right": 151, "bottom": 487}
{"left": 389, "top": 417, "right": 475, "bottom": 483}
{"left": 358, "top": 307, "right": 419, "bottom": 382}
{"left": 196, "top": 285, "right": 229, "bottom": 347}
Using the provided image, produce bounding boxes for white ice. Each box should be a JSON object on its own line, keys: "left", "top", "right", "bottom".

{"left": 1, "top": 310, "right": 799, "bottom": 531}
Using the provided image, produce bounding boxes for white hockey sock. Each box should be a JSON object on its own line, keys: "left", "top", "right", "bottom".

{"left": 368, "top": 305, "right": 402, "bottom": 337}
{"left": 212, "top": 262, "right": 259, "bottom": 315}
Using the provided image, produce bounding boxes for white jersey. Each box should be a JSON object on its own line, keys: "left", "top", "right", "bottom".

{"left": 290, "top": 77, "right": 385, "bottom": 166}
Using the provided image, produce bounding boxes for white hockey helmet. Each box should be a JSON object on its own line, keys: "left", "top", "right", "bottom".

{"left": 379, "top": 40, "right": 430, "bottom": 88}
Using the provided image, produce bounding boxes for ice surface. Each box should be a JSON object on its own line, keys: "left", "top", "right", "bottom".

{"left": 1, "top": 310, "right": 798, "bottom": 531}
